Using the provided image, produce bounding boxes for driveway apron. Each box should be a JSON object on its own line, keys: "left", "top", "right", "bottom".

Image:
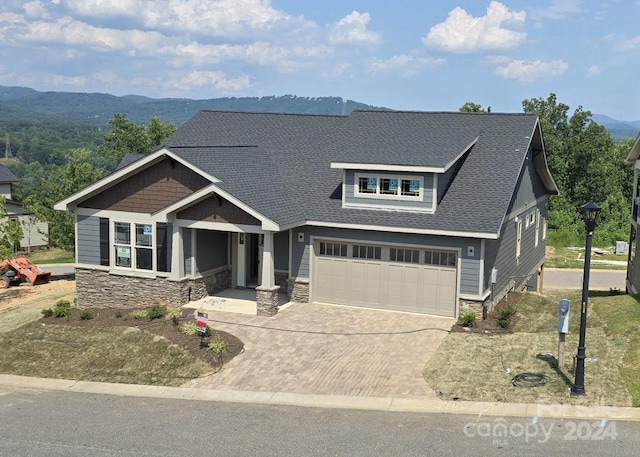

{"left": 183, "top": 302, "right": 454, "bottom": 398}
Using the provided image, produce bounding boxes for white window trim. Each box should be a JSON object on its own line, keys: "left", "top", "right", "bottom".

{"left": 112, "top": 221, "right": 156, "bottom": 272}
{"left": 354, "top": 172, "right": 424, "bottom": 201}
{"left": 535, "top": 210, "right": 540, "bottom": 246}
{"left": 516, "top": 219, "right": 522, "bottom": 262}
{"left": 542, "top": 218, "right": 547, "bottom": 241}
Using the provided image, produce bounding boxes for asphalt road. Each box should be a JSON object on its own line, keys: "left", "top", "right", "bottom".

{"left": 0, "top": 387, "right": 639, "bottom": 456}
{"left": 544, "top": 268, "right": 626, "bottom": 291}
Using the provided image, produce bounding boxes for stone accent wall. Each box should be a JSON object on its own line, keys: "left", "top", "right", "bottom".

{"left": 76, "top": 267, "right": 231, "bottom": 308}
{"left": 256, "top": 285, "right": 279, "bottom": 316}
{"left": 287, "top": 278, "right": 309, "bottom": 303}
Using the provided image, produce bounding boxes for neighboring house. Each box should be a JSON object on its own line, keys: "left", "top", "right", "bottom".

{"left": 0, "top": 164, "right": 48, "bottom": 251}
{"left": 55, "top": 110, "right": 558, "bottom": 317}
{"left": 625, "top": 133, "right": 640, "bottom": 293}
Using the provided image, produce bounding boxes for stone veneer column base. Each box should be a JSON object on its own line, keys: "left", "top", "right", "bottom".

{"left": 256, "top": 285, "right": 280, "bottom": 316}
{"left": 287, "top": 278, "right": 309, "bottom": 303}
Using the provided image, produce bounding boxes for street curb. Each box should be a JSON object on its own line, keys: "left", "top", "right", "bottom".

{"left": 1, "top": 374, "right": 638, "bottom": 422}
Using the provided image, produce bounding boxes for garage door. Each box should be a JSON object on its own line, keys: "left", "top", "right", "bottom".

{"left": 313, "top": 241, "right": 457, "bottom": 317}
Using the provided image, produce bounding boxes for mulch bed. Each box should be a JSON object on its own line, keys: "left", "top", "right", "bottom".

{"left": 451, "top": 292, "right": 524, "bottom": 335}
{"left": 40, "top": 307, "right": 244, "bottom": 370}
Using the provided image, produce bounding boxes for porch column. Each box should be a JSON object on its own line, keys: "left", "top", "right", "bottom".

{"left": 256, "top": 230, "right": 279, "bottom": 316}
{"left": 170, "top": 221, "right": 184, "bottom": 279}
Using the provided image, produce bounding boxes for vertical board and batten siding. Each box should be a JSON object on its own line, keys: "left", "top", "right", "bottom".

{"left": 274, "top": 231, "right": 289, "bottom": 271}
{"left": 194, "top": 229, "right": 228, "bottom": 273}
{"left": 77, "top": 214, "right": 100, "bottom": 265}
{"left": 343, "top": 170, "right": 435, "bottom": 210}
{"left": 291, "top": 226, "right": 482, "bottom": 296}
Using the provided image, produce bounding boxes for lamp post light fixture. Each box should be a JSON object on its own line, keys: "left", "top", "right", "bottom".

{"left": 571, "top": 200, "right": 602, "bottom": 396}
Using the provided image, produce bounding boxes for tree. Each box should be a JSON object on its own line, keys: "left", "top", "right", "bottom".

{"left": 0, "top": 197, "right": 23, "bottom": 258}
{"left": 523, "top": 93, "right": 631, "bottom": 246}
{"left": 459, "top": 102, "right": 491, "bottom": 113}
{"left": 24, "top": 148, "right": 107, "bottom": 251}
{"left": 99, "top": 114, "right": 176, "bottom": 164}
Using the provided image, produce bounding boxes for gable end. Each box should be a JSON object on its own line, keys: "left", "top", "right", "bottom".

{"left": 79, "top": 158, "right": 210, "bottom": 213}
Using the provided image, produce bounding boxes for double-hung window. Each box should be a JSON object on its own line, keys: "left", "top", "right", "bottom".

{"left": 114, "top": 222, "right": 153, "bottom": 271}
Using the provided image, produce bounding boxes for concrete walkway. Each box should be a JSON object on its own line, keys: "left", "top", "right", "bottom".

{"left": 183, "top": 302, "right": 454, "bottom": 398}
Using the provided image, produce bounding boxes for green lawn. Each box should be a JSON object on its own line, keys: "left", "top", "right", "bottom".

{"left": 23, "top": 248, "right": 74, "bottom": 264}
{"left": 424, "top": 289, "right": 640, "bottom": 407}
{"left": 545, "top": 246, "right": 627, "bottom": 270}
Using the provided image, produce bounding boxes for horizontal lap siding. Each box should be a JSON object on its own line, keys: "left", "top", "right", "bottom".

{"left": 344, "top": 170, "right": 435, "bottom": 210}
{"left": 77, "top": 215, "right": 100, "bottom": 265}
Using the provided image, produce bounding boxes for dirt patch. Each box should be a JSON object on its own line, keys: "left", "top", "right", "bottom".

{"left": 40, "top": 307, "right": 245, "bottom": 370}
{"left": 0, "top": 280, "right": 75, "bottom": 313}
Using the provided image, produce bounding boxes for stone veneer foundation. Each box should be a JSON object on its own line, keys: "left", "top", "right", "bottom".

{"left": 75, "top": 267, "right": 231, "bottom": 308}
{"left": 256, "top": 285, "right": 280, "bottom": 317}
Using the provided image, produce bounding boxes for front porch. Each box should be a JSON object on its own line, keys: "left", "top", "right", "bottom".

{"left": 186, "top": 287, "right": 292, "bottom": 316}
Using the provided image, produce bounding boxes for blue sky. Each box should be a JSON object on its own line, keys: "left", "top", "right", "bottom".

{"left": 0, "top": 0, "right": 638, "bottom": 120}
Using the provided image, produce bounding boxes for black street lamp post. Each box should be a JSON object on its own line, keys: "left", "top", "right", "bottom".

{"left": 571, "top": 201, "right": 602, "bottom": 396}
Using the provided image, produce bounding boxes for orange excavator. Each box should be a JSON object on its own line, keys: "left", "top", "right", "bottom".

{"left": 0, "top": 257, "right": 51, "bottom": 289}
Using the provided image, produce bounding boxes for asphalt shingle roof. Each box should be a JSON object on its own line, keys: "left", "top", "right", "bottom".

{"left": 163, "top": 110, "right": 546, "bottom": 236}
{"left": 0, "top": 164, "right": 18, "bottom": 183}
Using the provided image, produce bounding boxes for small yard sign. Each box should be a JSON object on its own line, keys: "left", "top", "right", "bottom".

{"left": 196, "top": 319, "right": 208, "bottom": 333}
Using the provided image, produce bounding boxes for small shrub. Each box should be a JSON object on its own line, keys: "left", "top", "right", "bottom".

{"left": 80, "top": 311, "right": 93, "bottom": 321}
{"left": 165, "top": 307, "right": 182, "bottom": 326}
{"left": 132, "top": 310, "right": 148, "bottom": 320}
{"left": 147, "top": 303, "right": 164, "bottom": 321}
{"left": 497, "top": 305, "right": 517, "bottom": 329}
{"left": 52, "top": 300, "right": 71, "bottom": 318}
{"left": 41, "top": 308, "right": 53, "bottom": 318}
{"left": 208, "top": 337, "right": 227, "bottom": 354}
{"left": 460, "top": 311, "right": 477, "bottom": 328}
{"left": 178, "top": 322, "right": 198, "bottom": 336}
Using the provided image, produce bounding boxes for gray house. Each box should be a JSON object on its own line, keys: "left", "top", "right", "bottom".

{"left": 55, "top": 110, "right": 558, "bottom": 317}
{"left": 625, "top": 133, "right": 640, "bottom": 293}
{"left": 0, "top": 164, "right": 49, "bottom": 251}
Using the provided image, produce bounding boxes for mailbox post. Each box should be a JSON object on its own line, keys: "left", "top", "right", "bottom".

{"left": 557, "top": 299, "right": 570, "bottom": 368}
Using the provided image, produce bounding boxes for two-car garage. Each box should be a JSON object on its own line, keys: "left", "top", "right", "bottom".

{"left": 312, "top": 240, "right": 458, "bottom": 317}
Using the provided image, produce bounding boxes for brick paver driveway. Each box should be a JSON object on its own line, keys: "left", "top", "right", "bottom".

{"left": 183, "top": 302, "right": 454, "bottom": 398}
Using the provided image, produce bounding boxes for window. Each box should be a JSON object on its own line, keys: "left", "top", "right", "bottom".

{"left": 355, "top": 173, "right": 423, "bottom": 200}
{"left": 114, "top": 222, "right": 153, "bottom": 270}
{"left": 319, "top": 242, "right": 347, "bottom": 257}
{"left": 352, "top": 244, "right": 382, "bottom": 260}
{"left": 390, "top": 248, "right": 420, "bottom": 263}
{"left": 424, "top": 250, "right": 456, "bottom": 267}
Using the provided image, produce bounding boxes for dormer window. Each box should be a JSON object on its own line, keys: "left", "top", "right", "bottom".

{"left": 355, "top": 173, "right": 423, "bottom": 200}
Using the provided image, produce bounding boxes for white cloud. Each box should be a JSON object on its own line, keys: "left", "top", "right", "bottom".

{"left": 23, "top": 1, "right": 49, "bottom": 19}
{"left": 588, "top": 64, "right": 601, "bottom": 75}
{"left": 139, "top": 70, "right": 252, "bottom": 93}
{"left": 329, "top": 11, "right": 382, "bottom": 45}
{"left": 529, "top": 0, "right": 584, "bottom": 20}
{"left": 423, "top": 1, "right": 526, "bottom": 53}
{"left": 615, "top": 35, "right": 640, "bottom": 50}
{"left": 494, "top": 58, "right": 568, "bottom": 83}
{"left": 19, "top": 16, "right": 165, "bottom": 52}
{"left": 369, "top": 54, "right": 445, "bottom": 76}
{"left": 63, "top": 0, "right": 308, "bottom": 39}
